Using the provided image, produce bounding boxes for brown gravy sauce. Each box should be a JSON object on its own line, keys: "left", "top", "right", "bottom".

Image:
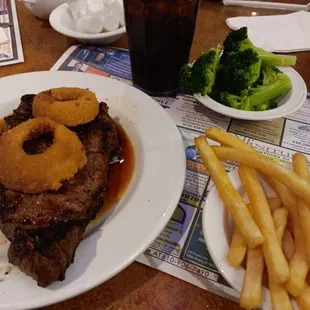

{"left": 96, "top": 123, "right": 135, "bottom": 218}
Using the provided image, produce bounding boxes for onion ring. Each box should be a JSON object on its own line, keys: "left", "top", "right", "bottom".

{"left": 0, "top": 117, "right": 87, "bottom": 193}
{"left": 33, "top": 87, "right": 99, "bottom": 126}
{"left": 0, "top": 119, "right": 8, "bottom": 134}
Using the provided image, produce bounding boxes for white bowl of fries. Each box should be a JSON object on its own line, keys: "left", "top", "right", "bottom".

{"left": 196, "top": 128, "right": 310, "bottom": 310}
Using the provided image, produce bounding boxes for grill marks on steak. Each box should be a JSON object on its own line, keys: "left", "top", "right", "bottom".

{"left": 8, "top": 225, "right": 85, "bottom": 287}
{"left": 0, "top": 95, "right": 119, "bottom": 286}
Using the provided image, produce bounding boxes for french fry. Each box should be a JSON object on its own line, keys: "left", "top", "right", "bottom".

{"left": 204, "top": 129, "right": 295, "bottom": 306}
{"left": 268, "top": 180, "right": 294, "bottom": 243}
{"left": 268, "top": 197, "right": 282, "bottom": 212}
{"left": 269, "top": 205, "right": 292, "bottom": 310}
{"left": 266, "top": 177, "right": 309, "bottom": 296}
{"left": 194, "top": 136, "right": 264, "bottom": 248}
{"left": 227, "top": 229, "right": 247, "bottom": 268}
{"left": 240, "top": 246, "right": 264, "bottom": 309}
{"left": 248, "top": 202, "right": 291, "bottom": 309}
{"left": 269, "top": 282, "right": 293, "bottom": 310}
{"left": 205, "top": 129, "right": 292, "bottom": 306}
{"left": 205, "top": 128, "right": 305, "bottom": 205}
{"left": 293, "top": 153, "right": 310, "bottom": 262}
{"left": 205, "top": 127, "right": 254, "bottom": 151}
{"left": 228, "top": 198, "right": 274, "bottom": 268}
{"left": 246, "top": 196, "right": 282, "bottom": 216}
{"left": 206, "top": 128, "right": 284, "bottom": 225}
{"left": 239, "top": 203, "right": 264, "bottom": 309}
{"left": 266, "top": 178, "right": 298, "bottom": 238}
{"left": 212, "top": 146, "right": 310, "bottom": 206}
{"left": 249, "top": 200, "right": 292, "bottom": 309}
{"left": 273, "top": 208, "right": 288, "bottom": 244}
{"left": 205, "top": 128, "right": 285, "bottom": 216}
{"left": 283, "top": 230, "right": 295, "bottom": 262}
{"left": 204, "top": 129, "right": 260, "bottom": 264}
{"left": 295, "top": 283, "right": 310, "bottom": 310}
{"left": 239, "top": 167, "right": 289, "bottom": 284}
{"left": 205, "top": 129, "right": 289, "bottom": 283}
{"left": 267, "top": 177, "right": 296, "bottom": 210}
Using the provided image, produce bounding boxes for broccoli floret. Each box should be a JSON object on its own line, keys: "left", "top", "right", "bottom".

{"left": 223, "top": 27, "right": 296, "bottom": 67}
{"left": 219, "top": 91, "right": 253, "bottom": 110}
{"left": 255, "top": 64, "right": 282, "bottom": 86}
{"left": 250, "top": 65, "right": 292, "bottom": 108}
{"left": 190, "top": 45, "right": 221, "bottom": 96}
{"left": 218, "top": 65, "right": 292, "bottom": 111}
{"left": 179, "top": 64, "right": 193, "bottom": 94}
{"left": 216, "top": 49, "right": 262, "bottom": 96}
{"left": 255, "top": 98, "right": 277, "bottom": 111}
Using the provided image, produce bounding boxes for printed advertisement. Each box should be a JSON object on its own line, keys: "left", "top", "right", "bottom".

{"left": 228, "top": 118, "right": 285, "bottom": 146}
{"left": 51, "top": 45, "right": 310, "bottom": 305}
{"left": 179, "top": 126, "right": 209, "bottom": 208}
{"left": 0, "top": 0, "right": 23, "bottom": 66}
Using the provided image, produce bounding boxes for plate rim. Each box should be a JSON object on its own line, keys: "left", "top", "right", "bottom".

{"left": 0, "top": 71, "right": 186, "bottom": 310}
{"left": 194, "top": 66, "right": 307, "bottom": 121}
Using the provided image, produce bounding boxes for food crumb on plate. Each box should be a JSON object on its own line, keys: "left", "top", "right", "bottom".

{"left": 0, "top": 266, "right": 14, "bottom": 282}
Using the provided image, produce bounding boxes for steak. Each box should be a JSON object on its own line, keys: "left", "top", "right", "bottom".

{"left": 0, "top": 94, "right": 120, "bottom": 286}
{"left": 7, "top": 224, "right": 85, "bottom": 287}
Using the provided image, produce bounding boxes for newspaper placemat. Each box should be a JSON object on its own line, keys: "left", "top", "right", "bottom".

{"left": 51, "top": 45, "right": 310, "bottom": 305}
{"left": 0, "top": 0, "right": 24, "bottom": 66}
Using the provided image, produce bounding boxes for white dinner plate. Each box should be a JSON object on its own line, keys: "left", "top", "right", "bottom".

{"left": 194, "top": 66, "right": 307, "bottom": 121}
{"left": 0, "top": 71, "right": 186, "bottom": 310}
{"left": 202, "top": 164, "right": 299, "bottom": 309}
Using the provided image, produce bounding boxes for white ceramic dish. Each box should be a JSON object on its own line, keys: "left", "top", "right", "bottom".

{"left": 0, "top": 71, "right": 186, "bottom": 310}
{"left": 49, "top": 1, "right": 126, "bottom": 45}
{"left": 202, "top": 165, "right": 299, "bottom": 309}
{"left": 194, "top": 66, "right": 307, "bottom": 121}
{"left": 20, "top": 0, "right": 67, "bottom": 20}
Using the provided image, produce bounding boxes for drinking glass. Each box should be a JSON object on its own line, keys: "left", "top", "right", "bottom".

{"left": 123, "top": 0, "right": 200, "bottom": 95}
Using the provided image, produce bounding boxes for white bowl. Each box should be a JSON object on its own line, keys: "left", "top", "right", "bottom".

{"left": 202, "top": 165, "right": 299, "bottom": 309}
{"left": 49, "top": 1, "right": 126, "bottom": 46}
{"left": 22, "top": 0, "right": 67, "bottom": 20}
{"left": 194, "top": 66, "right": 307, "bottom": 121}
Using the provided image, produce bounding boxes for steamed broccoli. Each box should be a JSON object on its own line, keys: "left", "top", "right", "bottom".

{"left": 179, "top": 45, "right": 221, "bottom": 96}
{"left": 219, "top": 92, "right": 278, "bottom": 111}
{"left": 216, "top": 49, "right": 262, "bottom": 96}
{"left": 219, "top": 91, "right": 252, "bottom": 110}
{"left": 223, "top": 27, "right": 296, "bottom": 67}
{"left": 219, "top": 65, "right": 292, "bottom": 111}
{"left": 179, "top": 64, "right": 193, "bottom": 94}
{"left": 255, "top": 64, "right": 282, "bottom": 85}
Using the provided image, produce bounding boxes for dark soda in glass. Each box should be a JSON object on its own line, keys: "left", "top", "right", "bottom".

{"left": 123, "top": 0, "right": 200, "bottom": 95}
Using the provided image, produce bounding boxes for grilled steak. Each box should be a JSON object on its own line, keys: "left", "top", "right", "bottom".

{"left": 0, "top": 94, "right": 120, "bottom": 286}
{"left": 5, "top": 94, "right": 34, "bottom": 129}
{"left": 8, "top": 224, "right": 85, "bottom": 287}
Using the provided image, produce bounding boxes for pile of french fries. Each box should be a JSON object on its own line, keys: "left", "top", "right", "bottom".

{"left": 195, "top": 127, "right": 310, "bottom": 310}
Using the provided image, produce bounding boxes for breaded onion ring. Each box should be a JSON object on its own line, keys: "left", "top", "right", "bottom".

{"left": 0, "top": 119, "right": 8, "bottom": 134}
{"left": 0, "top": 117, "right": 87, "bottom": 193}
{"left": 33, "top": 87, "right": 99, "bottom": 126}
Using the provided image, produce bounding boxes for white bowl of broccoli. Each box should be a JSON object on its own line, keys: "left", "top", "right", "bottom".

{"left": 180, "top": 27, "right": 307, "bottom": 121}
